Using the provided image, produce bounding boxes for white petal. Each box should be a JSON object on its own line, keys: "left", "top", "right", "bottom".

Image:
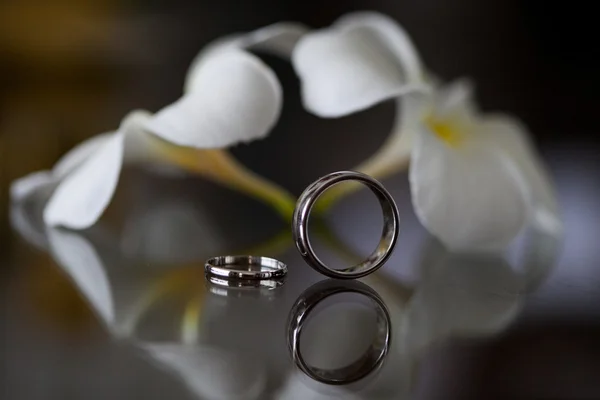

{"left": 47, "top": 228, "right": 114, "bottom": 326}
{"left": 335, "top": 12, "right": 423, "bottom": 81}
{"left": 52, "top": 133, "right": 113, "bottom": 179}
{"left": 432, "top": 78, "right": 477, "bottom": 122}
{"left": 147, "top": 50, "right": 282, "bottom": 148}
{"left": 10, "top": 134, "right": 115, "bottom": 207}
{"left": 10, "top": 170, "right": 55, "bottom": 202}
{"left": 410, "top": 126, "right": 530, "bottom": 251}
{"left": 9, "top": 194, "right": 50, "bottom": 250}
{"left": 10, "top": 123, "right": 137, "bottom": 204}
{"left": 120, "top": 109, "right": 156, "bottom": 161}
{"left": 43, "top": 111, "right": 153, "bottom": 229}
{"left": 480, "top": 114, "right": 562, "bottom": 235}
{"left": 185, "top": 22, "right": 308, "bottom": 90}
{"left": 11, "top": 134, "right": 112, "bottom": 203}
{"left": 231, "top": 22, "right": 309, "bottom": 58}
{"left": 43, "top": 132, "right": 125, "bottom": 228}
{"left": 292, "top": 11, "right": 427, "bottom": 117}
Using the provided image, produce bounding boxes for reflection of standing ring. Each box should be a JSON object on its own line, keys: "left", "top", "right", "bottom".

{"left": 292, "top": 171, "right": 399, "bottom": 279}
{"left": 287, "top": 279, "right": 391, "bottom": 385}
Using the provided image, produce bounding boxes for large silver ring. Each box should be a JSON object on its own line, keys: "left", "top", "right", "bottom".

{"left": 287, "top": 279, "right": 391, "bottom": 385}
{"left": 205, "top": 256, "right": 287, "bottom": 280}
{"left": 292, "top": 171, "right": 400, "bottom": 279}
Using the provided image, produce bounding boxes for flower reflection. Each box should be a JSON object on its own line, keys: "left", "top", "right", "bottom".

{"left": 313, "top": 220, "right": 560, "bottom": 354}
{"left": 19, "top": 227, "right": 289, "bottom": 399}
{"left": 141, "top": 344, "right": 267, "bottom": 400}
{"left": 45, "top": 227, "right": 213, "bottom": 340}
{"left": 400, "top": 243, "right": 524, "bottom": 353}
{"left": 11, "top": 174, "right": 298, "bottom": 398}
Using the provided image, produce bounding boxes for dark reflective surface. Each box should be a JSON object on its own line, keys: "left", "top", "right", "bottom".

{"left": 6, "top": 158, "right": 596, "bottom": 399}
{"left": 3, "top": 1, "right": 600, "bottom": 398}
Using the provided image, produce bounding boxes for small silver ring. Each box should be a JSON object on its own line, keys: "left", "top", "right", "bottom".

{"left": 205, "top": 256, "right": 287, "bottom": 280}
{"left": 292, "top": 171, "right": 400, "bottom": 279}
{"left": 287, "top": 279, "right": 391, "bottom": 384}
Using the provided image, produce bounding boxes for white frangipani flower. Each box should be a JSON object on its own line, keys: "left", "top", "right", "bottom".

{"left": 410, "top": 80, "right": 561, "bottom": 250}
{"left": 288, "top": 11, "right": 561, "bottom": 250}
{"left": 11, "top": 49, "right": 295, "bottom": 229}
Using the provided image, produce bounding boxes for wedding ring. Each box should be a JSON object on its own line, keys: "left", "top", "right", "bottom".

{"left": 292, "top": 171, "right": 399, "bottom": 279}
{"left": 287, "top": 279, "right": 391, "bottom": 384}
{"left": 205, "top": 256, "right": 287, "bottom": 280}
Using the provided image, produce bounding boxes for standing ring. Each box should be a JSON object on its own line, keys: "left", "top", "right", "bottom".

{"left": 292, "top": 171, "right": 399, "bottom": 279}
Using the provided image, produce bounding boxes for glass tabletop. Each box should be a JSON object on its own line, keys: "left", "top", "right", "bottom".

{"left": 4, "top": 154, "right": 599, "bottom": 399}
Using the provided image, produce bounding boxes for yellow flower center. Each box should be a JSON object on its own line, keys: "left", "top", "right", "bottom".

{"left": 425, "top": 116, "right": 463, "bottom": 147}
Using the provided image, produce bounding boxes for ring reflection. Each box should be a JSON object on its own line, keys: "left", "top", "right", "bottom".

{"left": 287, "top": 279, "right": 391, "bottom": 385}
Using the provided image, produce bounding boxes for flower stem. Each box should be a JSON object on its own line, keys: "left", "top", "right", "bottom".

{"left": 153, "top": 142, "right": 296, "bottom": 222}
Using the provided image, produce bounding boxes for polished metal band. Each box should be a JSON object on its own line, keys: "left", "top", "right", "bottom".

{"left": 293, "top": 171, "right": 399, "bottom": 279}
{"left": 205, "top": 255, "right": 287, "bottom": 280}
{"left": 287, "top": 279, "right": 391, "bottom": 385}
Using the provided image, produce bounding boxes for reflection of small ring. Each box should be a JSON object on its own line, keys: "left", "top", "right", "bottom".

{"left": 205, "top": 256, "right": 287, "bottom": 280}
{"left": 206, "top": 275, "right": 285, "bottom": 297}
{"left": 292, "top": 171, "right": 399, "bottom": 279}
{"left": 287, "top": 279, "right": 391, "bottom": 385}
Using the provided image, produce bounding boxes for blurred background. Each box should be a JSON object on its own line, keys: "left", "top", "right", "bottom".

{"left": 2, "top": 0, "right": 600, "bottom": 398}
